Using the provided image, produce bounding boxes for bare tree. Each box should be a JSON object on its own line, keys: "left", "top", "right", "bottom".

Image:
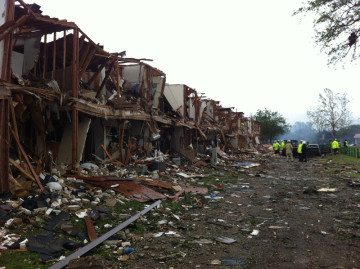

{"left": 307, "top": 88, "right": 352, "bottom": 138}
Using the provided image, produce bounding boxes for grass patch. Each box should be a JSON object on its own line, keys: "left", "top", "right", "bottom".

{"left": 113, "top": 201, "right": 144, "bottom": 213}
{"left": 321, "top": 154, "right": 360, "bottom": 166}
{"left": 0, "top": 251, "right": 48, "bottom": 269}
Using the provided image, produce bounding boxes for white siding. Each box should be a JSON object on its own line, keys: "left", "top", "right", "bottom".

{"left": 0, "top": 0, "right": 7, "bottom": 76}
{"left": 164, "top": 84, "right": 184, "bottom": 116}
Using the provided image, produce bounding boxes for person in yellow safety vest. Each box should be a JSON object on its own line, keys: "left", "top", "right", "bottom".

{"left": 297, "top": 140, "right": 304, "bottom": 162}
{"left": 280, "top": 140, "right": 286, "bottom": 156}
{"left": 285, "top": 140, "right": 293, "bottom": 161}
{"left": 273, "top": 140, "right": 280, "bottom": 154}
{"left": 343, "top": 139, "right": 349, "bottom": 154}
{"left": 331, "top": 138, "right": 340, "bottom": 154}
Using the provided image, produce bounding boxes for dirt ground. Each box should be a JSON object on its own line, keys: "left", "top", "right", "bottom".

{"left": 98, "top": 153, "right": 360, "bottom": 269}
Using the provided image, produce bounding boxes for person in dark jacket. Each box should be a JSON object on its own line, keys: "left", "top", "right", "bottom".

{"left": 302, "top": 141, "right": 308, "bottom": 162}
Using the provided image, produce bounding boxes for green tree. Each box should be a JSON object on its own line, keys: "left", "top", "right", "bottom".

{"left": 307, "top": 88, "right": 352, "bottom": 138}
{"left": 254, "top": 109, "right": 290, "bottom": 143}
{"left": 294, "top": 0, "right": 360, "bottom": 64}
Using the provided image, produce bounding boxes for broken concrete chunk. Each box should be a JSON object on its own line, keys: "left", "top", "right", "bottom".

{"left": 75, "top": 210, "right": 88, "bottom": 219}
{"left": 317, "top": 187, "right": 337, "bottom": 193}
{"left": 215, "top": 236, "right": 237, "bottom": 244}
{"left": 211, "top": 259, "right": 222, "bottom": 265}
{"left": 67, "top": 205, "right": 81, "bottom": 211}
{"left": 5, "top": 218, "right": 23, "bottom": 228}
{"left": 80, "top": 163, "right": 99, "bottom": 171}
{"left": 46, "top": 182, "right": 62, "bottom": 191}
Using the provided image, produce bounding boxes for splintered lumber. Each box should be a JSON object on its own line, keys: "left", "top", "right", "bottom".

{"left": 84, "top": 216, "right": 97, "bottom": 242}
{"left": 9, "top": 158, "right": 35, "bottom": 182}
{"left": 10, "top": 128, "right": 44, "bottom": 192}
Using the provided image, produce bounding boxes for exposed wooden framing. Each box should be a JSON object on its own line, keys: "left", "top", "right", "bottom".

{"left": 15, "top": 0, "right": 36, "bottom": 16}
{"left": 114, "top": 61, "right": 120, "bottom": 93}
{"left": 95, "top": 56, "right": 117, "bottom": 98}
{"left": 62, "top": 30, "right": 67, "bottom": 89}
{"left": 71, "top": 28, "right": 79, "bottom": 171}
{"left": 51, "top": 32, "right": 56, "bottom": 79}
{"left": 79, "top": 42, "right": 91, "bottom": 68}
{"left": 9, "top": 100, "right": 21, "bottom": 159}
{"left": 0, "top": 0, "right": 15, "bottom": 193}
{"left": 0, "top": 14, "right": 29, "bottom": 42}
{"left": 119, "top": 120, "right": 125, "bottom": 163}
{"left": 147, "top": 66, "right": 152, "bottom": 105}
{"left": 42, "top": 34, "right": 47, "bottom": 79}
{"left": 78, "top": 34, "right": 86, "bottom": 53}
{"left": 79, "top": 48, "right": 96, "bottom": 79}
{"left": 0, "top": 98, "right": 9, "bottom": 193}
{"left": 86, "top": 59, "right": 107, "bottom": 87}
{"left": 10, "top": 128, "right": 44, "bottom": 192}
{"left": 78, "top": 45, "right": 96, "bottom": 79}
{"left": 78, "top": 29, "right": 109, "bottom": 57}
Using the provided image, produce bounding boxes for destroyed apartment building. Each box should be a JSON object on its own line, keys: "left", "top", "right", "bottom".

{"left": 0, "top": 0, "right": 260, "bottom": 194}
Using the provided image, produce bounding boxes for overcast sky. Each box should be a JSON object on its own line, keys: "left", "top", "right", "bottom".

{"left": 33, "top": 0, "right": 360, "bottom": 124}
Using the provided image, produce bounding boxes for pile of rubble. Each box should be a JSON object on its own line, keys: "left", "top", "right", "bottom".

{"left": 0, "top": 1, "right": 264, "bottom": 268}
{"left": 0, "top": 145, "right": 266, "bottom": 267}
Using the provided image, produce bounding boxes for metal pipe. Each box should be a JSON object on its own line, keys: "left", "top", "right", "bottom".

{"left": 48, "top": 200, "right": 161, "bottom": 269}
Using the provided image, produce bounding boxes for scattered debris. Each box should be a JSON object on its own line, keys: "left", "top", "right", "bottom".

{"left": 235, "top": 162, "right": 261, "bottom": 169}
{"left": 48, "top": 200, "right": 161, "bottom": 269}
{"left": 317, "top": 188, "right": 337, "bottom": 193}
{"left": 221, "top": 257, "right": 247, "bottom": 266}
{"left": 215, "top": 236, "right": 237, "bottom": 244}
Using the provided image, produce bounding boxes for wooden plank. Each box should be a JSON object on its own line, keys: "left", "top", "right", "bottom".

{"left": 10, "top": 129, "right": 44, "bottom": 192}
{"left": 9, "top": 159, "right": 35, "bottom": 182}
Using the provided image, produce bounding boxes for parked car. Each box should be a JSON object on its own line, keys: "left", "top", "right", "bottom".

{"left": 307, "top": 144, "right": 321, "bottom": 157}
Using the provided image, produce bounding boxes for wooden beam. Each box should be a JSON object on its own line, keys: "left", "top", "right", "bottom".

{"left": 79, "top": 42, "right": 91, "bottom": 69}
{"left": 71, "top": 28, "right": 79, "bottom": 171}
{"left": 119, "top": 120, "right": 125, "bottom": 163}
{"left": 95, "top": 57, "right": 117, "bottom": 98}
{"left": 0, "top": 98, "right": 10, "bottom": 193}
{"left": 78, "top": 46, "right": 96, "bottom": 80}
{"left": 86, "top": 60, "right": 107, "bottom": 87}
{"left": 10, "top": 129, "right": 44, "bottom": 192}
{"left": 62, "top": 30, "right": 67, "bottom": 89}
{"left": 42, "top": 34, "right": 47, "bottom": 79}
{"left": 9, "top": 159, "right": 35, "bottom": 182}
{"left": 0, "top": 15, "right": 29, "bottom": 41}
{"left": 51, "top": 32, "right": 57, "bottom": 79}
